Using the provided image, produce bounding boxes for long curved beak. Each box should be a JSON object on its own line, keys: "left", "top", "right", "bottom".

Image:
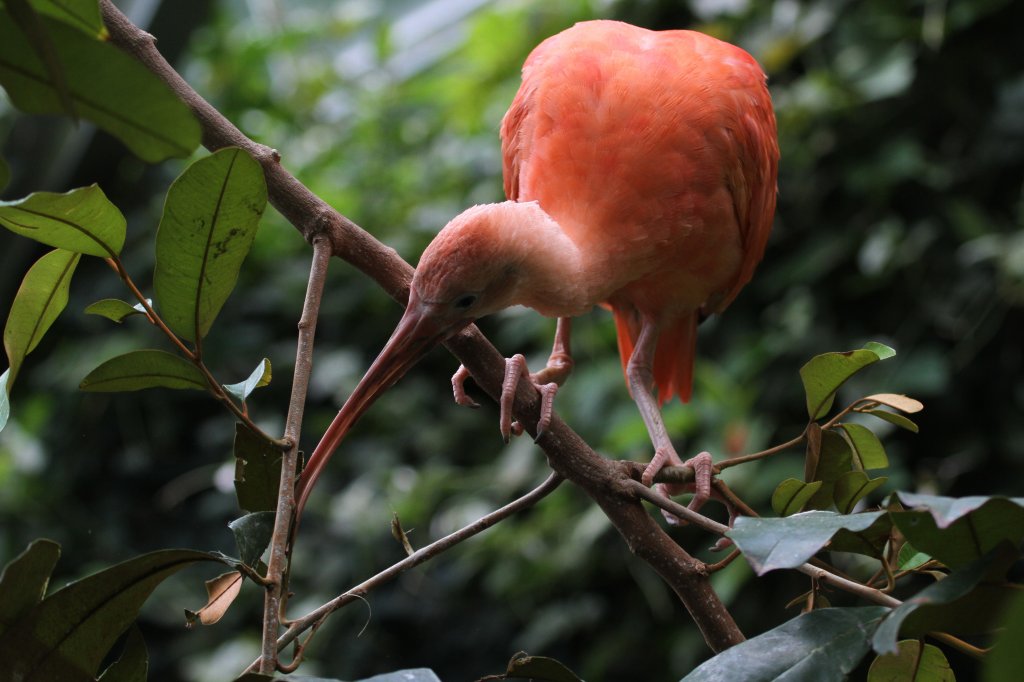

{"left": 294, "top": 299, "right": 456, "bottom": 519}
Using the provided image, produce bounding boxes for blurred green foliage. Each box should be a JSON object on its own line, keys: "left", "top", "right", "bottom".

{"left": 1, "top": 0, "right": 1022, "bottom": 679}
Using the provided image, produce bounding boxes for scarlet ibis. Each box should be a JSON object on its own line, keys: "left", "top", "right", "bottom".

{"left": 296, "top": 20, "right": 778, "bottom": 521}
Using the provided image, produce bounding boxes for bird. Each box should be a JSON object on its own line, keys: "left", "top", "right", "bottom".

{"left": 295, "top": 19, "right": 778, "bottom": 522}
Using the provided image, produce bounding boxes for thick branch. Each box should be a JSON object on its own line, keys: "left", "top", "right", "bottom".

{"left": 100, "top": 0, "right": 743, "bottom": 653}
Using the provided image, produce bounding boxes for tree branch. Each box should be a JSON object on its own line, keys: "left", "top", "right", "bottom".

{"left": 100, "top": 0, "right": 744, "bottom": 654}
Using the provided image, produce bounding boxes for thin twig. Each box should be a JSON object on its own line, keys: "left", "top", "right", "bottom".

{"left": 104, "top": 256, "right": 285, "bottom": 446}
{"left": 258, "top": 237, "right": 332, "bottom": 672}
{"left": 245, "top": 472, "right": 565, "bottom": 671}
{"left": 717, "top": 430, "right": 807, "bottom": 470}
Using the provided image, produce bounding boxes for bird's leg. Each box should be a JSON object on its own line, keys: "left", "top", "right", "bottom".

{"left": 627, "top": 320, "right": 714, "bottom": 522}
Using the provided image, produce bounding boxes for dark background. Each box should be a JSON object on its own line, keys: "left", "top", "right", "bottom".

{"left": 1, "top": 0, "right": 1022, "bottom": 679}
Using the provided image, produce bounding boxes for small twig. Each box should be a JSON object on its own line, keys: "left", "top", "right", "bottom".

{"left": 928, "top": 632, "right": 988, "bottom": 661}
{"left": 706, "top": 548, "right": 741, "bottom": 573}
{"left": 712, "top": 479, "right": 758, "bottom": 518}
{"left": 257, "top": 237, "right": 332, "bottom": 672}
{"left": 717, "top": 431, "right": 807, "bottom": 470}
{"left": 246, "top": 472, "right": 564, "bottom": 671}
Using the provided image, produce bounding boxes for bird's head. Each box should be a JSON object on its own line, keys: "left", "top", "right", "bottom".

{"left": 295, "top": 203, "right": 536, "bottom": 513}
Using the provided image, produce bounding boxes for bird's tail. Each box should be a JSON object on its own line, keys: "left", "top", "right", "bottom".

{"left": 611, "top": 309, "right": 697, "bottom": 405}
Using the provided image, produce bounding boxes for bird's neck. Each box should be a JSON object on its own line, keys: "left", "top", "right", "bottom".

{"left": 495, "top": 201, "right": 599, "bottom": 317}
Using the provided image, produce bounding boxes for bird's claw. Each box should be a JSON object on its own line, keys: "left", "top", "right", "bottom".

{"left": 499, "top": 354, "right": 559, "bottom": 443}
{"left": 451, "top": 365, "right": 480, "bottom": 408}
{"left": 644, "top": 451, "right": 716, "bottom": 526}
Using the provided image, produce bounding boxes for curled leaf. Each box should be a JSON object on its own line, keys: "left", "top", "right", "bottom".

{"left": 184, "top": 571, "right": 244, "bottom": 628}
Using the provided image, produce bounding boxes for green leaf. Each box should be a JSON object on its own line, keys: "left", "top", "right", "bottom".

{"left": 0, "top": 548, "right": 226, "bottom": 680}
{"left": 97, "top": 625, "right": 147, "bottom": 682}
{"left": 153, "top": 148, "right": 267, "bottom": 343}
{"left": 0, "top": 17, "right": 200, "bottom": 161}
{"left": 872, "top": 548, "right": 1011, "bottom": 654}
{"left": 79, "top": 349, "right": 207, "bottom": 392}
{"left": 892, "top": 492, "right": 1024, "bottom": 569}
{"left": 28, "top": 0, "right": 105, "bottom": 38}
{"left": 505, "top": 651, "right": 584, "bottom": 682}
{"left": 727, "top": 510, "right": 887, "bottom": 574}
{"left": 0, "top": 185, "right": 126, "bottom": 256}
{"left": 233, "top": 423, "right": 282, "bottom": 513}
{"left": 838, "top": 423, "right": 889, "bottom": 470}
{"left": 0, "top": 539, "right": 61, "bottom": 636}
{"left": 223, "top": 358, "right": 271, "bottom": 403}
{"left": 834, "top": 472, "right": 888, "bottom": 514}
{"left": 228, "top": 511, "right": 275, "bottom": 568}
{"left": 84, "top": 299, "right": 148, "bottom": 323}
{"left": 6, "top": 0, "right": 78, "bottom": 118}
{"left": 0, "top": 368, "right": 10, "bottom": 432}
{"left": 985, "top": 591, "right": 1024, "bottom": 682}
{"left": 681, "top": 607, "right": 890, "bottom": 682}
{"left": 896, "top": 543, "right": 931, "bottom": 571}
{"left": 867, "top": 640, "right": 954, "bottom": 681}
{"left": 3, "top": 248, "right": 80, "bottom": 385}
{"left": 800, "top": 343, "right": 895, "bottom": 419}
{"left": 862, "top": 409, "right": 919, "bottom": 432}
{"left": 772, "top": 478, "right": 823, "bottom": 516}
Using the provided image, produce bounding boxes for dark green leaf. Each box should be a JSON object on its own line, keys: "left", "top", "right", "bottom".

{"left": 506, "top": 651, "right": 584, "bottom": 682}
{"left": 228, "top": 511, "right": 275, "bottom": 567}
{"left": 861, "top": 409, "right": 919, "bottom": 433}
{"left": 0, "top": 17, "right": 199, "bottom": 161}
{"left": 681, "top": 607, "right": 890, "bottom": 682}
{"left": 772, "top": 478, "right": 823, "bottom": 516}
{"left": 79, "top": 349, "right": 206, "bottom": 392}
{"left": 223, "top": 358, "right": 271, "bottom": 402}
{"left": 3, "top": 248, "right": 80, "bottom": 385}
{"left": 0, "top": 538, "right": 61, "bottom": 635}
{"left": 728, "top": 510, "right": 887, "bottom": 574}
{"left": 0, "top": 548, "right": 226, "bottom": 680}
{"left": 0, "top": 185, "right": 126, "bottom": 256}
{"left": 97, "top": 625, "right": 147, "bottom": 682}
{"left": 6, "top": 0, "right": 78, "bottom": 118}
{"left": 29, "top": 0, "right": 105, "bottom": 37}
{"left": 153, "top": 148, "right": 267, "bottom": 342}
{"left": 800, "top": 343, "right": 895, "bottom": 419}
{"left": 806, "top": 429, "right": 853, "bottom": 510}
{"left": 891, "top": 493, "right": 1024, "bottom": 568}
{"left": 867, "top": 640, "right": 954, "bottom": 681}
{"left": 834, "top": 472, "right": 888, "bottom": 514}
{"left": 233, "top": 423, "right": 282, "bottom": 513}
{"left": 984, "top": 591, "right": 1024, "bottom": 682}
{"left": 84, "top": 298, "right": 148, "bottom": 323}
{"left": 0, "top": 368, "right": 10, "bottom": 432}
{"left": 838, "top": 423, "right": 889, "bottom": 470}
{"left": 872, "top": 548, "right": 1012, "bottom": 654}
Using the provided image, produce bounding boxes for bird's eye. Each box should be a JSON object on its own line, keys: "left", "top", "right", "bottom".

{"left": 453, "top": 294, "right": 478, "bottom": 310}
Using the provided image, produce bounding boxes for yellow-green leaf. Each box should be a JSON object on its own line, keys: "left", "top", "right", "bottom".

{"left": 800, "top": 343, "right": 895, "bottom": 420}
{"left": 0, "top": 185, "right": 125, "bottom": 257}
{"left": 868, "top": 640, "right": 954, "bottom": 681}
{"left": 3, "top": 248, "right": 80, "bottom": 385}
{"left": 772, "top": 478, "right": 824, "bottom": 516}
{"left": 838, "top": 423, "right": 889, "bottom": 470}
{"left": 153, "top": 148, "right": 267, "bottom": 343}
{"left": 79, "top": 350, "right": 206, "bottom": 392}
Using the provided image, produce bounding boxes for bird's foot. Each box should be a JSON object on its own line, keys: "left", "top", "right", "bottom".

{"left": 643, "top": 451, "right": 716, "bottom": 526}
{"left": 500, "top": 354, "right": 559, "bottom": 443}
{"left": 451, "top": 365, "right": 479, "bottom": 408}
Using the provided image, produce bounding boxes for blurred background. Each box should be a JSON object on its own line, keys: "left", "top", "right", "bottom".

{"left": 1, "top": 0, "right": 1022, "bottom": 679}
